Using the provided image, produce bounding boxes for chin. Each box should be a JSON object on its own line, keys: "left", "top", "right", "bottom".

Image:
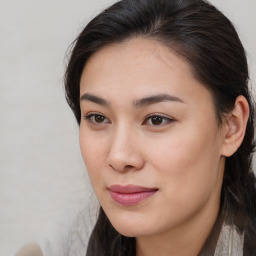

{"left": 107, "top": 213, "right": 156, "bottom": 238}
{"left": 113, "top": 224, "right": 149, "bottom": 238}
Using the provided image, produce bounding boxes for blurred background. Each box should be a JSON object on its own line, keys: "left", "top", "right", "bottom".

{"left": 0, "top": 0, "right": 255, "bottom": 255}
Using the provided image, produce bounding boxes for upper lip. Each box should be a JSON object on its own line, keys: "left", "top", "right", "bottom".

{"left": 108, "top": 184, "right": 158, "bottom": 194}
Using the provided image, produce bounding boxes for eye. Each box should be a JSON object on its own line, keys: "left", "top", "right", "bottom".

{"left": 143, "top": 114, "right": 174, "bottom": 126}
{"left": 83, "top": 113, "right": 110, "bottom": 124}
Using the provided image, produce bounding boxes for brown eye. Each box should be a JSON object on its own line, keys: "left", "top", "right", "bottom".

{"left": 94, "top": 115, "right": 106, "bottom": 123}
{"left": 151, "top": 116, "right": 163, "bottom": 125}
{"left": 83, "top": 113, "right": 110, "bottom": 125}
{"left": 143, "top": 114, "right": 174, "bottom": 126}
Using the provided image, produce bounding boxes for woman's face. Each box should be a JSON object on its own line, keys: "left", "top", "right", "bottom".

{"left": 79, "top": 38, "right": 226, "bottom": 238}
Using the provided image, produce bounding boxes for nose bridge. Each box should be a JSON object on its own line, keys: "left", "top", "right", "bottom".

{"left": 107, "top": 122, "right": 143, "bottom": 171}
{"left": 110, "top": 122, "right": 135, "bottom": 158}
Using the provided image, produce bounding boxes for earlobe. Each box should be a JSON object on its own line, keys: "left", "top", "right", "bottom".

{"left": 221, "top": 95, "right": 249, "bottom": 157}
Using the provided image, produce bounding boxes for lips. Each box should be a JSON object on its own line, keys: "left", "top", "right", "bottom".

{"left": 108, "top": 184, "right": 158, "bottom": 206}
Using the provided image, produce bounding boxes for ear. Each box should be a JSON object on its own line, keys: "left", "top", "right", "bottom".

{"left": 221, "top": 95, "right": 249, "bottom": 157}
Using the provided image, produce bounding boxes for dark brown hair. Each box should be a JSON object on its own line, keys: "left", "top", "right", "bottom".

{"left": 64, "top": 0, "right": 256, "bottom": 255}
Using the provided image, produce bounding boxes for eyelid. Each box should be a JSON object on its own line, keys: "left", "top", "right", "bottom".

{"left": 82, "top": 112, "right": 174, "bottom": 127}
{"left": 143, "top": 113, "right": 175, "bottom": 126}
{"left": 83, "top": 112, "right": 111, "bottom": 124}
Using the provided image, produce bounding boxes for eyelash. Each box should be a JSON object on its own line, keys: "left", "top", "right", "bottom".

{"left": 143, "top": 114, "right": 174, "bottom": 126}
{"left": 83, "top": 113, "right": 110, "bottom": 125}
{"left": 83, "top": 113, "right": 174, "bottom": 127}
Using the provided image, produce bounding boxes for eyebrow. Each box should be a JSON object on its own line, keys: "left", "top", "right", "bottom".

{"left": 80, "top": 93, "right": 110, "bottom": 106}
{"left": 134, "top": 94, "right": 184, "bottom": 107}
{"left": 80, "top": 93, "right": 184, "bottom": 107}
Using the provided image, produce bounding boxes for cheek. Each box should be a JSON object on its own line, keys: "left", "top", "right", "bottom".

{"left": 146, "top": 124, "right": 222, "bottom": 201}
{"left": 79, "top": 130, "right": 107, "bottom": 185}
{"left": 149, "top": 131, "right": 219, "bottom": 172}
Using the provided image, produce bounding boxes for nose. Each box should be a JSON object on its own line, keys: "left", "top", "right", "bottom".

{"left": 106, "top": 126, "right": 145, "bottom": 172}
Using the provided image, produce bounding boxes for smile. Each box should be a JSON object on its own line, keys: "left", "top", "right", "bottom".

{"left": 108, "top": 184, "right": 158, "bottom": 206}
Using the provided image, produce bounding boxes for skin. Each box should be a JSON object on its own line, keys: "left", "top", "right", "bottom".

{"left": 79, "top": 37, "right": 249, "bottom": 256}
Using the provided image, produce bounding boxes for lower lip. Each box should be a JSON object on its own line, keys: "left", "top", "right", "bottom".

{"left": 109, "top": 190, "right": 157, "bottom": 206}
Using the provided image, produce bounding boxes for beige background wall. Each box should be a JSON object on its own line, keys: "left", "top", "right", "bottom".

{"left": 0, "top": 0, "right": 255, "bottom": 255}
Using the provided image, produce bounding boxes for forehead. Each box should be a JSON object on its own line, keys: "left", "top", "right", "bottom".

{"left": 82, "top": 37, "right": 193, "bottom": 83}
{"left": 80, "top": 37, "right": 212, "bottom": 107}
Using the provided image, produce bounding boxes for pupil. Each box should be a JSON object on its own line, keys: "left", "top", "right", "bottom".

{"left": 152, "top": 116, "right": 162, "bottom": 125}
{"left": 95, "top": 115, "right": 104, "bottom": 123}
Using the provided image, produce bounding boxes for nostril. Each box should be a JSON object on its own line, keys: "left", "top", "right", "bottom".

{"left": 109, "top": 163, "right": 135, "bottom": 172}
{"left": 106, "top": 146, "right": 145, "bottom": 172}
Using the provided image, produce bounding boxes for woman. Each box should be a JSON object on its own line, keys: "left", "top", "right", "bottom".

{"left": 65, "top": 0, "right": 256, "bottom": 255}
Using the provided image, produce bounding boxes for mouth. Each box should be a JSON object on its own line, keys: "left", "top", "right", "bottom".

{"left": 108, "top": 184, "right": 158, "bottom": 206}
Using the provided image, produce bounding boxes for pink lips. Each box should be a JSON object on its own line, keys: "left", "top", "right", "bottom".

{"left": 108, "top": 184, "right": 158, "bottom": 206}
